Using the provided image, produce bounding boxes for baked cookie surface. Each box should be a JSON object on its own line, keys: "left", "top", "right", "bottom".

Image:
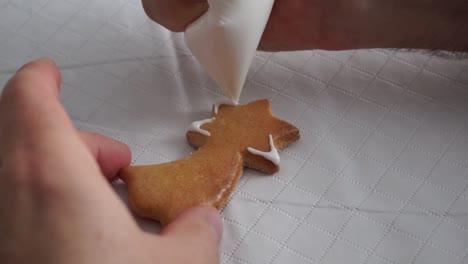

{"left": 120, "top": 99, "right": 300, "bottom": 225}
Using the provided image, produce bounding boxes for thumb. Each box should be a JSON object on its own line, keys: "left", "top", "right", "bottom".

{"left": 160, "top": 206, "right": 223, "bottom": 263}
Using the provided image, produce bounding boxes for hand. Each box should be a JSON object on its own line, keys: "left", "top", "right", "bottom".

{"left": 141, "top": 0, "right": 331, "bottom": 50}
{"left": 142, "top": 0, "right": 468, "bottom": 51}
{"left": 0, "top": 58, "right": 223, "bottom": 264}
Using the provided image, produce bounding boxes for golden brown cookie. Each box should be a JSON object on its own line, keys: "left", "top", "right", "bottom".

{"left": 120, "top": 99, "right": 300, "bottom": 225}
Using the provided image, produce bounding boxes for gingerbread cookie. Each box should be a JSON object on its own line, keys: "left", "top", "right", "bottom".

{"left": 120, "top": 99, "right": 300, "bottom": 225}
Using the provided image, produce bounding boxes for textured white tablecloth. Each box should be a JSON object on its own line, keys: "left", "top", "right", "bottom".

{"left": 1, "top": 1, "right": 468, "bottom": 263}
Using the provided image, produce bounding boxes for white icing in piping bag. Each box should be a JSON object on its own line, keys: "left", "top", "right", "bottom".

{"left": 185, "top": 0, "right": 275, "bottom": 104}
{"left": 212, "top": 98, "right": 235, "bottom": 114}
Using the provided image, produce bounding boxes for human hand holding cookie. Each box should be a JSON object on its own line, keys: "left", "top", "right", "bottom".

{"left": 0, "top": 59, "right": 222, "bottom": 264}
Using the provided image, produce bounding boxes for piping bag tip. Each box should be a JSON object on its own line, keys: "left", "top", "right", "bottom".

{"left": 184, "top": 0, "right": 275, "bottom": 105}
{"left": 212, "top": 97, "right": 239, "bottom": 114}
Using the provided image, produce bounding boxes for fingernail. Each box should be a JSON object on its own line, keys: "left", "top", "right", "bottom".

{"left": 206, "top": 208, "right": 223, "bottom": 244}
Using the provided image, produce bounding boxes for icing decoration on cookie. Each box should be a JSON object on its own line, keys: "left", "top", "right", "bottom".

{"left": 247, "top": 134, "right": 280, "bottom": 166}
{"left": 120, "top": 99, "right": 300, "bottom": 226}
{"left": 188, "top": 118, "right": 214, "bottom": 136}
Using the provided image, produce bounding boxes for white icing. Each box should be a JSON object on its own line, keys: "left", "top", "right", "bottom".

{"left": 188, "top": 118, "right": 215, "bottom": 136}
{"left": 185, "top": 0, "right": 275, "bottom": 104}
{"left": 247, "top": 134, "right": 280, "bottom": 165}
{"left": 212, "top": 98, "right": 237, "bottom": 114}
{"left": 214, "top": 180, "right": 233, "bottom": 203}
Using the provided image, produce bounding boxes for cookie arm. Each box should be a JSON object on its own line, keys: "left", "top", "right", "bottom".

{"left": 119, "top": 145, "right": 242, "bottom": 226}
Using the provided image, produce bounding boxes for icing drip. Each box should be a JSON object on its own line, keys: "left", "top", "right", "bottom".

{"left": 247, "top": 134, "right": 280, "bottom": 165}
{"left": 212, "top": 98, "right": 237, "bottom": 114}
{"left": 188, "top": 118, "right": 214, "bottom": 136}
{"left": 214, "top": 179, "right": 233, "bottom": 204}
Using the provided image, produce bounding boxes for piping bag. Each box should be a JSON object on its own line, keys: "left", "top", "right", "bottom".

{"left": 185, "top": 0, "right": 275, "bottom": 104}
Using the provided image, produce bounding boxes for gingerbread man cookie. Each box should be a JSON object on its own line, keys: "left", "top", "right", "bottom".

{"left": 120, "top": 99, "right": 300, "bottom": 225}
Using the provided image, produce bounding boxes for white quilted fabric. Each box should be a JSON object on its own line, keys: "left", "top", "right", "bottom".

{"left": 1, "top": 1, "right": 468, "bottom": 264}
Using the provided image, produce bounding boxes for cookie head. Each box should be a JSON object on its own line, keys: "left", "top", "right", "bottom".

{"left": 187, "top": 99, "right": 300, "bottom": 174}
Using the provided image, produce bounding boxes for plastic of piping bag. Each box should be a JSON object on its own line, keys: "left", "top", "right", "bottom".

{"left": 185, "top": 0, "right": 275, "bottom": 104}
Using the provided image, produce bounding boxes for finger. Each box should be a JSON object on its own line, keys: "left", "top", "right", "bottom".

{"left": 0, "top": 59, "right": 105, "bottom": 191}
{"left": 0, "top": 58, "right": 74, "bottom": 150}
{"left": 0, "top": 59, "right": 135, "bottom": 227}
{"left": 79, "top": 131, "right": 132, "bottom": 180}
{"left": 1, "top": 58, "right": 62, "bottom": 101}
{"left": 14, "top": 58, "right": 62, "bottom": 94}
{"left": 142, "top": 0, "right": 208, "bottom": 32}
{"left": 159, "top": 206, "right": 222, "bottom": 263}
{"left": 0, "top": 59, "right": 132, "bottom": 180}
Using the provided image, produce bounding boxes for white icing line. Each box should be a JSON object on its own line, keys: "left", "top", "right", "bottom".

{"left": 188, "top": 118, "right": 214, "bottom": 136}
{"left": 247, "top": 134, "right": 280, "bottom": 166}
{"left": 212, "top": 98, "right": 237, "bottom": 114}
{"left": 214, "top": 180, "right": 233, "bottom": 204}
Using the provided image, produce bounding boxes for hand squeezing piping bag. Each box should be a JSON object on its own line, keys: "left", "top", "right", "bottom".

{"left": 185, "top": 0, "right": 275, "bottom": 104}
